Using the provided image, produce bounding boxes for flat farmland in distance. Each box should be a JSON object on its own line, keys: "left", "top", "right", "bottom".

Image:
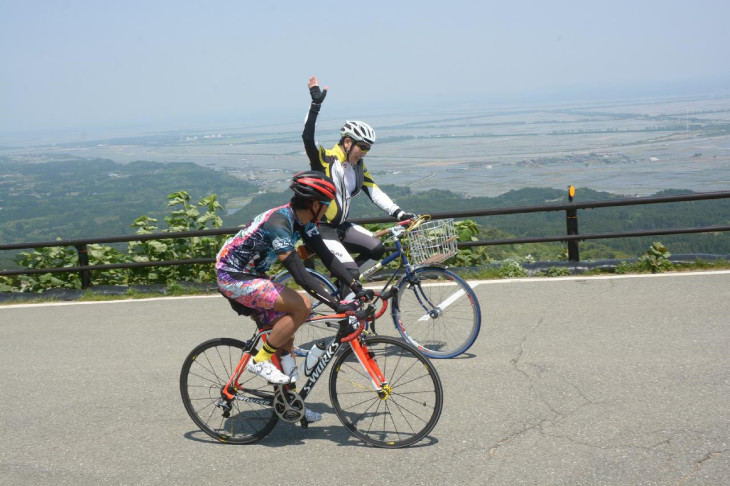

{"left": 2, "top": 94, "right": 729, "bottom": 197}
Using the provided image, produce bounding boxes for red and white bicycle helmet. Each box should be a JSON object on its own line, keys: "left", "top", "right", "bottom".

{"left": 340, "top": 120, "right": 376, "bottom": 145}
{"left": 290, "top": 171, "right": 337, "bottom": 201}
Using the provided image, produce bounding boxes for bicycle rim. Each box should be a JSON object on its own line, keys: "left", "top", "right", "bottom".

{"left": 274, "top": 269, "right": 340, "bottom": 356}
{"left": 179, "top": 338, "right": 278, "bottom": 444}
{"left": 393, "top": 267, "right": 481, "bottom": 358}
{"left": 329, "top": 335, "right": 443, "bottom": 448}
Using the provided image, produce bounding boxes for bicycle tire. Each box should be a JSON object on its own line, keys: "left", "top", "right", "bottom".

{"left": 393, "top": 266, "right": 481, "bottom": 358}
{"left": 329, "top": 335, "right": 443, "bottom": 448}
{"left": 180, "top": 338, "right": 278, "bottom": 444}
{"left": 274, "top": 269, "right": 340, "bottom": 357}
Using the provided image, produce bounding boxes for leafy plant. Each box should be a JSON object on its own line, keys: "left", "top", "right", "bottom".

{"left": 615, "top": 242, "right": 674, "bottom": 274}
{"left": 638, "top": 241, "right": 673, "bottom": 273}
{"left": 128, "top": 192, "right": 225, "bottom": 285}
{"left": 87, "top": 244, "right": 129, "bottom": 286}
{"left": 497, "top": 260, "right": 528, "bottom": 278}
{"left": 0, "top": 277, "right": 14, "bottom": 292}
{"left": 15, "top": 244, "right": 81, "bottom": 292}
{"left": 535, "top": 266, "right": 572, "bottom": 277}
{"left": 2, "top": 191, "right": 228, "bottom": 293}
{"left": 3, "top": 242, "right": 129, "bottom": 292}
{"left": 449, "top": 220, "right": 491, "bottom": 267}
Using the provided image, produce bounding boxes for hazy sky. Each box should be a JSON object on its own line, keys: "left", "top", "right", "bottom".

{"left": 2, "top": 0, "right": 729, "bottom": 134}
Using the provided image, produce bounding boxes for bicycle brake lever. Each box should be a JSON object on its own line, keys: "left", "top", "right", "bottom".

{"left": 377, "top": 287, "right": 398, "bottom": 300}
{"left": 391, "top": 225, "right": 406, "bottom": 238}
{"left": 353, "top": 304, "right": 374, "bottom": 321}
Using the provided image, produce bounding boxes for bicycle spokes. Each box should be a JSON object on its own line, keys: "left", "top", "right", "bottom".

{"left": 329, "top": 335, "right": 443, "bottom": 448}
{"left": 394, "top": 267, "right": 481, "bottom": 358}
{"left": 408, "top": 280, "right": 438, "bottom": 315}
{"left": 180, "top": 338, "right": 279, "bottom": 444}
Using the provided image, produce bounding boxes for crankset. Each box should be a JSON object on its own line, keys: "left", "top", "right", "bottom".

{"left": 273, "top": 386, "right": 305, "bottom": 423}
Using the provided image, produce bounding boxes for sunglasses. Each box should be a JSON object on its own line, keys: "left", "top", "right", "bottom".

{"left": 319, "top": 200, "right": 331, "bottom": 207}
{"left": 355, "top": 141, "right": 371, "bottom": 152}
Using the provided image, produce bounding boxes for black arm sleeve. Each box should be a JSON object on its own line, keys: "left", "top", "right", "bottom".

{"left": 302, "top": 104, "right": 325, "bottom": 172}
{"left": 282, "top": 252, "right": 341, "bottom": 310}
{"left": 302, "top": 231, "right": 356, "bottom": 288}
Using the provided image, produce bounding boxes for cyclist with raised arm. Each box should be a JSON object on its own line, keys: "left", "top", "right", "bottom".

{"left": 216, "top": 171, "right": 372, "bottom": 422}
{"left": 302, "top": 76, "right": 417, "bottom": 295}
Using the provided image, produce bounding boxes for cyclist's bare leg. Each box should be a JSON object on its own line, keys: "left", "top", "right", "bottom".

{"left": 246, "top": 287, "right": 312, "bottom": 384}
{"left": 268, "top": 288, "right": 323, "bottom": 421}
{"left": 266, "top": 286, "right": 312, "bottom": 349}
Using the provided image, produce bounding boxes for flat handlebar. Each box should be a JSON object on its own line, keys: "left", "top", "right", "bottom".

{"left": 372, "top": 215, "right": 430, "bottom": 238}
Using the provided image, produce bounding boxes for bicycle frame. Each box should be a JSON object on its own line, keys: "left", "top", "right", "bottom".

{"left": 275, "top": 215, "right": 480, "bottom": 359}
{"left": 357, "top": 222, "right": 442, "bottom": 328}
{"left": 220, "top": 308, "right": 387, "bottom": 420}
{"left": 299, "top": 314, "right": 387, "bottom": 397}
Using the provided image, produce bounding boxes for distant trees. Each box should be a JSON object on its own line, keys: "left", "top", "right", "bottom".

{"left": 0, "top": 157, "right": 254, "bottom": 243}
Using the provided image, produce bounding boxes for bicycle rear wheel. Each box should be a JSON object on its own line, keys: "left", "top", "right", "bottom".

{"left": 393, "top": 266, "right": 481, "bottom": 358}
{"left": 329, "top": 335, "right": 443, "bottom": 448}
{"left": 274, "top": 269, "right": 340, "bottom": 356}
{"left": 180, "top": 338, "right": 278, "bottom": 444}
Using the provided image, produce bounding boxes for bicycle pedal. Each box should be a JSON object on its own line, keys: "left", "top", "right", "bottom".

{"left": 299, "top": 418, "right": 309, "bottom": 429}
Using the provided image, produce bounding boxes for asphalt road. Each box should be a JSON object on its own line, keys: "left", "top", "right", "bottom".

{"left": 1, "top": 271, "right": 729, "bottom": 485}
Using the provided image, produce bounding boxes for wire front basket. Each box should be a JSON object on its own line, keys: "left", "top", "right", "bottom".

{"left": 407, "top": 218, "right": 458, "bottom": 265}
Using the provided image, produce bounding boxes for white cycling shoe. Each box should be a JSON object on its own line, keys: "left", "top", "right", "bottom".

{"left": 304, "top": 408, "right": 322, "bottom": 423}
{"left": 247, "top": 359, "right": 291, "bottom": 384}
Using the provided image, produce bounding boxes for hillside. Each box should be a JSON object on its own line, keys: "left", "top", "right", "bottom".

{"left": 0, "top": 157, "right": 255, "bottom": 242}
{"left": 1, "top": 158, "right": 729, "bottom": 265}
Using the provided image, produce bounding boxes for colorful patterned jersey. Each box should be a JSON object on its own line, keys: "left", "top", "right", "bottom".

{"left": 216, "top": 204, "right": 318, "bottom": 275}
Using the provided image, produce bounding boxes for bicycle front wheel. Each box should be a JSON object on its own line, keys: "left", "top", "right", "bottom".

{"left": 274, "top": 269, "right": 340, "bottom": 356}
{"left": 180, "top": 338, "right": 278, "bottom": 444}
{"left": 393, "top": 266, "right": 481, "bottom": 358}
{"left": 329, "top": 335, "right": 443, "bottom": 448}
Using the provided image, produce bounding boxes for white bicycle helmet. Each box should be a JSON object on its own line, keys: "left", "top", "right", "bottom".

{"left": 340, "top": 120, "right": 376, "bottom": 145}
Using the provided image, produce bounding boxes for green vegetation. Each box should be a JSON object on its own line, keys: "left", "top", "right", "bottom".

{"left": 1, "top": 191, "right": 225, "bottom": 292}
{"left": 1, "top": 157, "right": 729, "bottom": 296}
{"left": 126, "top": 191, "right": 225, "bottom": 285}
{"left": 615, "top": 241, "right": 673, "bottom": 274}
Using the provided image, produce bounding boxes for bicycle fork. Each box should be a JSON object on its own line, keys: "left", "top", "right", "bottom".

{"left": 350, "top": 338, "right": 391, "bottom": 399}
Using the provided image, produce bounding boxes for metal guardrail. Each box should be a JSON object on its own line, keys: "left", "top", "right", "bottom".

{"left": 1, "top": 190, "right": 730, "bottom": 288}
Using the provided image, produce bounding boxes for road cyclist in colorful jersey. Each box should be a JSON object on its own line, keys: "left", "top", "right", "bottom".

{"left": 179, "top": 291, "right": 443, "bottom": 447}
{"left": 275, "top": 214, "right": 482, "bottom": 359}
{"left": 213, "top": 171, "right": 374, "bottom": 423}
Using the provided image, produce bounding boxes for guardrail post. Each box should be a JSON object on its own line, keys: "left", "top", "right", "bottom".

{"left": 566, "top": 186, "right": 580, "bottom": 262}
{"left": 75, "top": 244, "right": 91, "bottom": 289}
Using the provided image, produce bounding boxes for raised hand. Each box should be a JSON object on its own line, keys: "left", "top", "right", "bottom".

{"left": 308, "top": 76, "right": 328, "bottom": 104}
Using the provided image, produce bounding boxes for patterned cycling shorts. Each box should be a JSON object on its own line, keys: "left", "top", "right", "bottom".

{"left": 217, "top": 271, "right": 285, "bottom": 328}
